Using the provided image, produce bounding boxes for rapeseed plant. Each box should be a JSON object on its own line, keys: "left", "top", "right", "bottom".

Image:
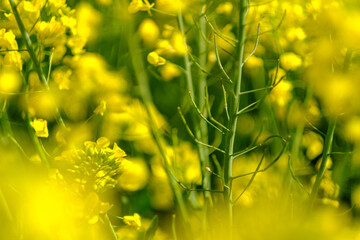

{"left": 1, "top": 0, "right": 360, "bottom": 239}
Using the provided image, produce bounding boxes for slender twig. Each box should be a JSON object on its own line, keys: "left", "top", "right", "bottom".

{"left": 188, "top": 52, "right": 210, "bottom": 75}
{"left": 305, "top": 118, "right": 326, "bottom": 137}
{"left": 8, "top": 134, "right": 30, "bottom": 161}
{"left": 214, "top": 35, "right": 233, "bottom": 83}
{"left": 233, "top": 152, "right": 265, "bottom": 203}
{"left": 239, "top": 86, "right": 273, "bottom": 95}
{"left": 242, "top": 23, "right": 260, "bottom": 66}
{"left": 236, "top": 99, "right": 262, "bottom": 116}
{"left": 177, "top": 9, "right": 194, "bottom": 97}
{"left": 248, "top": 10, "right": 286, "bottom": 37}
{"left": 205, "top": 86, "right": 230, "bottom": 129}
{"left": 204, "top": 15, "right": 237, "bottom": 47}
{"left": 150, "top": 7, "right": 177, "bottom": 17}
{"left": 188, "top": 91, "right": 224, "bottom": 134}
{"left": 309, "top": 119, "right": 336, "bottom": 206}
{"left": 178, "top": 107, "right": 225, "bottom": 153}
{"left": 103, "top": 214, "right": 118, "bottom": 240}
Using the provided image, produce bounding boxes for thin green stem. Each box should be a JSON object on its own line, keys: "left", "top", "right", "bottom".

{"left": 103, "top": 214, "right": 118, "bottom": 240}
{"left": 309, "top": 118, "right": 336, "bottom": 207}
{"left": 177, "top": 10, "right": 194, "bottom": 98}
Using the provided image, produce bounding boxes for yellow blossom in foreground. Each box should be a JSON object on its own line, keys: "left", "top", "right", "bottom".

{"left": 128, "top": 0, "right": 154, "bottom": 15}
{"left": 280, "top": 52, "right": 303, "bottom": 71}
{"left": 30, "top": 118, "right": 49, "bottom": 138}
{"left": 123, "top": 213, "right": 141, "bottom": 230}
{"left": 147, "top": 51, "right": 166, "bottom": 66}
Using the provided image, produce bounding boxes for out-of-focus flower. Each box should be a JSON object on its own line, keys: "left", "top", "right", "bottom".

{"left": 156, "top": 0, "right": 184, "bottom": 14}
{"left": 147, "top": 51, "right": 166, "bottom": 66}
{"left": 128, "top": 0, "right": 154, "bottom": 15}
{"left": 52, "top": 67, "right": 72, "bottom": 90}
{"left": 159, "top": 62, "right": 181, "bottom": 81}
{"left": 170, "top": 32, "right": 187, "bottom": 55}
{"left": 302, "top": 131, "right": 323, "bottom": 160}
{"left": 280, "top": 52, "right": 303, "bottom": 71}
{"left": 94, "top": 100, "right": 107, "bottom": 116}
{"left": 67, "top": 35, "right": 87, "bottom": 55}
{"left": 344, "top": 116, "right": 360, "bottom": 143}
{"left": 30, "top": 118, "right": 49, "bottom": 138}
{"left": 123, "top": 213, "right": 142, "bottom": 230}
{"left": 286, "top": 27, "right": 307, "bottom": 41}
{"left": 216, "top": 2, "right": 233, "bottom": 15}
{"left": 96, "top": 0, "right": 112, "bottom": 6}
{"left": 269, "top": 80, "right": 293, "bottom": 107}
{"left": 0, "top": 68, "right": 22, "bottom": 96}
{"left": 3, "top": 51, "right": 23, "bottom": 70}
{"left": 76, "top": 2, "right": 102, "bottom": 43}
{"left": 118, "top": 158, "right": 149, "bottom": 191}
{"left": 138, "top": 19, "right": 159, "bottom": 46}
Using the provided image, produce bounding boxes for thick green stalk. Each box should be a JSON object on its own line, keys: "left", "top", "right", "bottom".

{"left": 178, "top": 7, "right": 211, "bottom": 238}
{"left": 9, "top": 0, "right": 65, "bottom": 128}
{"left": 309, "top": 118, "right": 336, "bottom": 206}
{"left": 222, "top": 0, "right": 247, "bottom": 228}
{"left": 125, "top": 12, "right": 190, "bottom": 229}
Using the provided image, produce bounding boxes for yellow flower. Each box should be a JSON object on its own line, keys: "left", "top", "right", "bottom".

{"left": 170, "top": 32, "right": 187, "bottom": 55}
{"left": 3, "top": 51, "right": 23, "bottom": 70}
{"left": 128, "top": 0, "right": 154, "bottom": 15}
{"left": 94, "top": 100, "right": 107, "bottom": 116}
{"left": 159, "top": 63, "right": 181, "bottom": 81}
{"left": 52, "top": 67, "right": 72, "bottom": 90}
{"left": 269, "top": 80, "right": 293, "bottom": 107}
{"left": 0, "top": 68, "right": 22, "bottom": 96}
{"left": 118, "top": 158, "right": 149, "bottom": 191}
{"left": 216, "top": 2, "right": 233, "bottom": 15}
{"left": 0, "top": 29, "right": 18, "bottom": 49}
{"left": 147, "top": 51, "right": 166, "bottom": 66}
{"left": 35, "top": 17, "right": 66, "bottom": 46}
{"left": 30, "top": 118, "right": 49, "bottom": 138}
{"left": 67, "top": 35, "right": 87, "bottom": 55}
{"left": 138, "top": 19, "right": 159, "bottom": 46}
{"left": 123, "top": 213, "right": 141, "bottom": 230}
{"left": 280, "top": 52, "right": 303, "bottom": 71}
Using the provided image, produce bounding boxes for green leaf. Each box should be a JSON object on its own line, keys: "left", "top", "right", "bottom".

{"left": 144, "top": 215, "right": 158, "bottom": 240}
